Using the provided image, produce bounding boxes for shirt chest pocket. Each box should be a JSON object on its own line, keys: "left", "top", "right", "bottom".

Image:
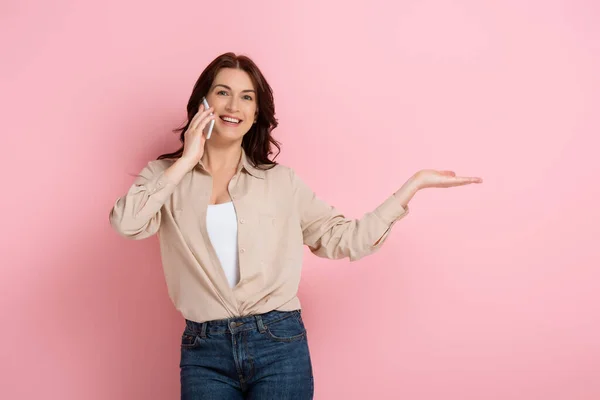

{"left": 255, "top": 210, "right": 292, "bottom": 258}
{"left": 259, "top": 213, "right": 279, "bottom": 227}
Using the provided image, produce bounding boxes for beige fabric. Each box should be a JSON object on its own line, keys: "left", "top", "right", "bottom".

{"left": 109, "top": 149, "right": 409, "bottom": 323}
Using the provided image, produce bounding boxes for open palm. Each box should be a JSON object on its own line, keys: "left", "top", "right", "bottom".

{"left": 414, "top": 169, "right": 483, "bottom": 189}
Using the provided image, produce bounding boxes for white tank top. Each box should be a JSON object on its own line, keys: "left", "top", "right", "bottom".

{"left": 206, "top": 201, "right": 240, "bottom": 288}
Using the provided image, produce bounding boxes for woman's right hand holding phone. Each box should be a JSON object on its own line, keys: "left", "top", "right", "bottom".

{"left": 180, "top": 103, "right": 215, "bottom": 168}
{"left": 163, "top": 104, "right": 215, "bottom": 183}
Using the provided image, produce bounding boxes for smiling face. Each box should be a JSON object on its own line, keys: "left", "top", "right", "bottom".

{"left": 204, "top": 68, "right": 258, "bottom": 142}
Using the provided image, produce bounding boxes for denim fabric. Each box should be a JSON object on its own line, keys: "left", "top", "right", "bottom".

{"left": 180, "top": 309, "right": 314, "bottom": 399}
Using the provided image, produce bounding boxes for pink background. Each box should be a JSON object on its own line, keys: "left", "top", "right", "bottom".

{"left": 2, "top": 0, "right": 599, "bottom": 398}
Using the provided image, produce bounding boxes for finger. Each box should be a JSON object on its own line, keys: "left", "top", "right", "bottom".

{"left": 189, "top": 106, "right": 211, "bottom": 132}
{"left": 441, "top": 170, "right": 456, "bottom": 177}
{"left": 190, "top": 107, "right": 214, "bottom": 132}
{"left": 453, "top": 176, "right": 483, "bottom": 184}
{"left": 186, "top": 110, "right": 202, "bottom": 133}
{"left": 196, "top": 114, "right": 216, "bottom": 137}
{"left": 188, "top": 104, "right": 206, "bottom": 126}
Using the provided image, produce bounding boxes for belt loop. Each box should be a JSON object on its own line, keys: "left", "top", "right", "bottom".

{"left": 200, "top": 322, "right": 207, "bottom": 338}
{"left": 255, "top": 314, "right": 266, "bottom": 333}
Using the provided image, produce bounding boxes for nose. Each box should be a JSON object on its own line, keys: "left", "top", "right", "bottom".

{"left": 225, "top": 96, "right": 239, "bottom": 112}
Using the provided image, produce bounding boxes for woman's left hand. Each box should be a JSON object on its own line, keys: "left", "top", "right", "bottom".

{"left": 413, "top": 169, "right": 483, "bottom": 189}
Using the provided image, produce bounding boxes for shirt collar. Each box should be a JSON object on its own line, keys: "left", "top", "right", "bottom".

{"left": 197, "top": 148, "right": 265, "bottom": 179}
{"left": 239, "top": 147, "right": 266, "bottom": 179}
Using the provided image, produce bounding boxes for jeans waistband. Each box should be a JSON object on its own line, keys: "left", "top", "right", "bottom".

{"left": 185, "top": 309, "right": 301, "bottom": 337}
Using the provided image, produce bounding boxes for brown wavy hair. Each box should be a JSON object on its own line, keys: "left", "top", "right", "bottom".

{"left": 157, "top": 52, "right": 280, "bottom": 169}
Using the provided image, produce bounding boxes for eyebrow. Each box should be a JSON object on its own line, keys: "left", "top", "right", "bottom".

{"left": 212, "top": 84, "right": 256, "bottom": 94}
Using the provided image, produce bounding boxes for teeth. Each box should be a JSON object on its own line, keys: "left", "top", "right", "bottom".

{"left": 222, "top": 116, "right": 240, "bottom": 123}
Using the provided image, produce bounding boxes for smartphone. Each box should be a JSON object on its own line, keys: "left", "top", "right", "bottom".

{"left": 201, "top": 97, "right": 215, "bottom": 139}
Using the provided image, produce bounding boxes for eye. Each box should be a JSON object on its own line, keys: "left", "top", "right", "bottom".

{"left": 217, "top": 90, "right": 228, "bottom": 96}
{"left": 243, "top": 95, "right": 254, "bottom": 101}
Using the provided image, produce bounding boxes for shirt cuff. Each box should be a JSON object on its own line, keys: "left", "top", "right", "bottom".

{"left": 373, "top": 192, "right": 410, "bottom": 225}
{"left": 143, "top": 172, "right": 178, "bottom": 203}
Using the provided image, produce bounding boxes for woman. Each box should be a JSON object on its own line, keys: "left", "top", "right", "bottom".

{"left": 109, "top": 52, "right": 482, "bottom": 399}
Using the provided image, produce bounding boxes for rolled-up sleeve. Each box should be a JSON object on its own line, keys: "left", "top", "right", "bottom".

{"left": 290, "top": 168, "right": 410, "bottom": 261}
{"left": 109, "top": 161, "right": 177, "bottom": 239}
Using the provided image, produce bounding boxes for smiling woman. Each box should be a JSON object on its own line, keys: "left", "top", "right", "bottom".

{"left": 108, "top": 51, "right": 482, "bottom": 400}
{"left": 157, "top": 52, "right": 280, "bottom": 169}
{"left": 205, "top": 74, "right": 257, "bottom": 140}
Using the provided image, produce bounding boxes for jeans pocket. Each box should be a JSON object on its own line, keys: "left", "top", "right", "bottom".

{"left": 264, "top": 312, "right": 307, "bottom": 342}
{"left": 181, "top": 332, "right": 201, "bottom": 349}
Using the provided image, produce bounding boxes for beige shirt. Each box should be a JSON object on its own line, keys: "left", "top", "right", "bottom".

{"left": 109, "top": 149, "right": 410, "bottom": 323}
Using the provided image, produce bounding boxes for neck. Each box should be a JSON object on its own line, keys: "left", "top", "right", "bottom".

{"left": 201, "top": 142, "right": 243, "bottom": 173}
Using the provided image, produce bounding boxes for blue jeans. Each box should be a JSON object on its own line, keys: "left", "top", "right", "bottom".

{"left": 180, "top": 309, "right": 314, "bottom": 399}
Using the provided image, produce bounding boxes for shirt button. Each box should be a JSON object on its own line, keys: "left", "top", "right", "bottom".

{"left": 239, "top": 248, "right": 245, "bottom": 254}
{"left": 240, "top": 218, "right": 245, "bottom": 224}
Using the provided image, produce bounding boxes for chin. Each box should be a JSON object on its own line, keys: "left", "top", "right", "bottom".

{"left": 212, "top": 130, "right": 246, "bottom": 142}
{"left": 219, "top": 125, "right": 252, "bottom": 137}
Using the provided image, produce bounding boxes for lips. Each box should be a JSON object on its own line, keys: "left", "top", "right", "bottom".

{"left": 220, "top": 115, "right": 242, "bottom": 125}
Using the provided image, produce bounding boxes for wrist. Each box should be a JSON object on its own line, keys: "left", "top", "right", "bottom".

{"left": 409, "top": 173, "right": 423, "bottom": 191}
{"left": 177, "top": 157, "right": 198, "bottom": 171}
{"left": 395, "top": 177, "right": 421, "bottom": 208}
